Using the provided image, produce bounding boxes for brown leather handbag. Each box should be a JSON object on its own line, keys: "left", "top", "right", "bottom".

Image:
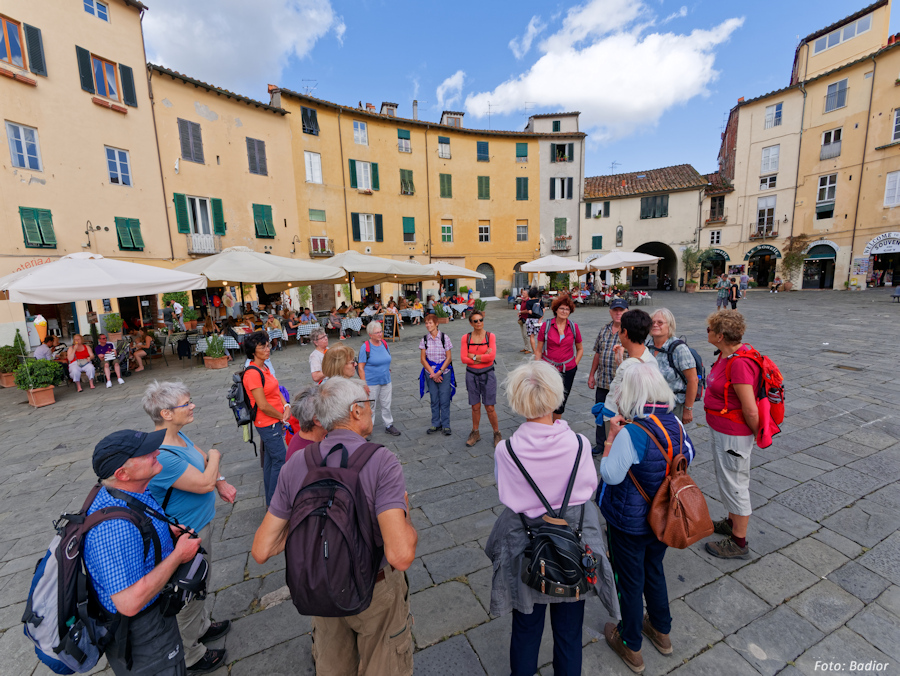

{"left": 628, "top": 415, "right": 713, "bottom": 549}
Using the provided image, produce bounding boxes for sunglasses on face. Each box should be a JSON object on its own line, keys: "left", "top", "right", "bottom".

{"left": 471, "top": 318, "right": 483, "bottom": 323}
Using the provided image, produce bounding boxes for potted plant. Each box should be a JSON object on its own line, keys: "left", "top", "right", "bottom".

{"left": 203, "top": 335, "right": 228, "bottom": 369}
{"left": 473, "top": 298, "right": 487, "bottom": 314}
{"left": 501, "top": 288, "right": 510, "bottom": 298}
{"left": 432, "top": 304, "right": 450, "bottom": 324}
{"left": 681, "top": 244, "right": 713, "bottom": 293}
{"left": 459, "top": 286, "right": 469, "bottom": 294}
{"left": 0, "top": 345, "right": 20, "bottom": 387}
{"left": 104, "top": 312, "right": 124, "bottom": 342}
{"left": 780, "top": 234, "right": 809, "bottom": 292}
{"left": 15, "top": 358, "right": 64, "bottom": 407}
{"left": 183, "top": 306, "right": 198, "bottom": 330}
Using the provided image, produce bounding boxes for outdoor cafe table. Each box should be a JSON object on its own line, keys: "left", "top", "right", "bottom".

{"left": 295, "top": 323, "right": 321, "bottom": 337}
{"left": 450, "top": 303, "right": 468, "bottom": 317}
{"left": 341, "top": 317, "right": 363, "bottom": 333}
{"left": 400, "top": 309, "right": 423, "bottom": 322}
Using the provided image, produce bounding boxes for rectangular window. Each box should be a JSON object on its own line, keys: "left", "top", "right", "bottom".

{"left": 397, "top": 128, "right": 411, "bottom": 152}
{"left": 358, "top": 213, "right": 375, "bottom": 242}
{"left": 439, "top": 173, "right": 452, "bottom": 198}
{"left": 756, "top": 195, "right": 776, "bottom": 233}
{"left": 402, "top": 216, "right": 415, "bottom": 242}
{"left": 760, "top": 175, "right": 777, "bottom": 190}
{"left": 246, "top": 137, "right": 267, "bottom": 175}
{"left": 591, "top": 235, "right": 603, "bottom": 250}
{"left": 822, "top": 128, "right": 842, "bottom": 145}
{"left": 552, "top": 120, "right": 561, "bottom": 132}
{"left": 477, "top": 141, "right": 489, "bottom": 162}
{"left": 814, "top": 14, "right": 872, "bottom": 54}
{"left": 710, "top": 230, "right": 721, "bottom": 245}
{"left": 252, "top": 203, "right": 275, "bottom": 238}
{"left": 438, "top": 136, "right": 451, "bottom": 159}
{"left": 309, "top": 208, "right": 326, "bottom": 222}
{"left": 92, "top": 55, "right": 118, "bottom": 100}
{"left": 0, "top": 17, "right": 24, "bottom": 68}
{"left": 356, "top": 161, "right": 372, "bottom": 190}
{"left": 5, "top": 121, "right": 41, "bottom": 171}
{"left": 554, "top": 217, "right": 567, "bottom": 238}
{"left": 516, "top": 143, "right": 528, "bottom": 162}
{"left": 400, "top": 168, "right": 415, "bottom": 195}
{"left": 588, "top": 200, "right": 611, "bottom": 218}
{"left": 817, "top": 173, "right": 837, "bottom": 203}
{"left": 187, "top": 197, "right": 211, "bottom": 235}
{"left": 353, "top": 121, "right": 368, "bottom": 145}
{"left": 478, "top": 221, "right": 490, "bottom": 242}
{"left": 825, "top": 79, "right": 848, "bottom": 113}
{"left": 516, "top": 220, "right": 528, "bottom": 242}
{"left": 19, "top": 206, "right": 56, "bottom": 248}
{"left": 764, "top": 103, "right": 782, "bottom": 129}
{"left": 304, "top": 151, "right": 322, "bottom": 183}
{"left": 551, "top": 143, "right": 575, "bottom": 162}
{"left": 893, "top": 110, "right": 900, "bottom": 143}
{"left": 105, "top": 146, "right": 131, "bottom": 186}
{"left": 760, "top": 145, "right": 779, "bottom": 174}
{"left": 177, "top": 118, "right": 204, "bottom": 163}
{"left": 709, "top": 195, "right": 725, "bottom": 220}
{"left": 84, "top": 0, "right": 109, "bottom": 21}
{"left": 301, "top": 107, "right": 319, "bottom": 135}
{"left": 441, "top": 220, "right": 453, "bottom": 242}
{"left": 884, "top": 171, "right": 900, "bottom": 207}
{"left": 477, "top": 176, "right": 490, "bottom": 200}
{"left": 550, "top": 177, "right": 574, "bottom": 200}
{"left": 516, "top": 177, "right": 528, "bottom": 200}
{"left": 639, "top": 195, "right": 669, "bottom": 219}
{"left": 114, "top": 217, "right": 144, "bottom": 251}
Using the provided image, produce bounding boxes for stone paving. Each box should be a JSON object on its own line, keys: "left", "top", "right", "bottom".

{"left": 0, "top": 288, "right": 899, "bottom": 675}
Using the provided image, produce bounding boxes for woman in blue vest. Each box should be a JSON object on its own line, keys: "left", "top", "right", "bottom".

{"left": 598, "top": 362, "right": 695, "bottom": 674}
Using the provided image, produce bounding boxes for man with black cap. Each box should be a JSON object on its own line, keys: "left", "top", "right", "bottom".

{"left": 587, "top": 298, "right": 628, "bottom": 454}
{"left": 83, "top": 429, "right": 203, "bottom": 675}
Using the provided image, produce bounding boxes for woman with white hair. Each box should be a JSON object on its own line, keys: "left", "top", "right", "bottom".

{"left": 486, "top": 361, "right": 618, "bottom": 676}
{"left": 143, "top": 380, "right": 237, "bottom": 674}
{"left": 285, "top": 386, "right": 327, "bottom": 462}
{"left": 599, "top": 362, "right": 695, "bottom": 674}
{"left": 645, "top": 308, "right": 698, "bottom": 423}
{"left": 308, "top": 327, "right": 328, "bottom": 384}
{"left": 358, "top": 320, "right": 401, "bottom": 436}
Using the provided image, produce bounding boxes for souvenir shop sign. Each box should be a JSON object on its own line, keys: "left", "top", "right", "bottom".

{"left": 863, "top": 232, "right": 900, "bottom": 256}
{"left": 744, "top": 244, "right": 781, "bottom": 260}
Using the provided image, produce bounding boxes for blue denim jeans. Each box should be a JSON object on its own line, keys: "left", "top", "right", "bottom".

{"left": 257, "top": 422, "right": 286, "bottom": 505}
{"left": 426, "top": 374, "right": 452, "bottom": 428}
{"left": 510, "top": 601, "right": 585, "bottom": 676}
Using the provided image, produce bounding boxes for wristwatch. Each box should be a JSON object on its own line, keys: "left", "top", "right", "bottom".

{"left": 685, "top": 406, "right": 693, "bottom": 411}
{"left": 217, "top": 476, "right": 225, "bottom": 482}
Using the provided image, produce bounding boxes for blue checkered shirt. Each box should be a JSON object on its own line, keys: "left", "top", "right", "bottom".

{"left": 83, "top": 487, "right": 174, "bottom": 614}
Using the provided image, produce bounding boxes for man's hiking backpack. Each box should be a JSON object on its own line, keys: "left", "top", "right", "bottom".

{"left": 285, "top": 442, "right": 385, "bottom": 618}
{"left": 506, "top": 437, "right": 597, "bottom": 600}
{"left": 717, "top": 345, "right": 784, "bottom": 449}
{"left": 649, "top": 337, "right": 706, "bottom": 402}
{"left": 22, "top": 484, "right": 163, "bottom": 675}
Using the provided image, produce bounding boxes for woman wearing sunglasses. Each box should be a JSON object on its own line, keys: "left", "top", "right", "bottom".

{"left": 461, "top": 310, "right": 501, "bottom": 448}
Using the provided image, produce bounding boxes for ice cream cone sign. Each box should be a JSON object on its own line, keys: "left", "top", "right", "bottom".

{"left": 33, "top": 315, "right": 47, "bottom": 342}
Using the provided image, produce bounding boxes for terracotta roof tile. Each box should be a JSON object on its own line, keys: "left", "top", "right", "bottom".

{"left": 529, "top": 112, "right": 581, "bottom": 118}
{"left": 148, "top": 64, "right": 288, "bottom": 115}
{"left": 705, "top": 171, "right": 734, "bottom": 195}
{"left": 584, "top": 164, "right": 707, "bottom": 200}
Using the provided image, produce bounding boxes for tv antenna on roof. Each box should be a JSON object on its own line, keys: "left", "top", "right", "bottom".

{"left": 301, "top": 79, "right": 317, "bottom": 96}
{"left": 610, "top": 161, "right": 621, "bottom": 174}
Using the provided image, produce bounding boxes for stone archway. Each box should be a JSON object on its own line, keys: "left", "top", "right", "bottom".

{"left": 634, "top": 242, "right": 678, "bottom": 290}
{"left": 476, "top": 263, "right": 496, "bottom": 297}
{"left": 513, "top": 262, "right": 529, "bottom": 294}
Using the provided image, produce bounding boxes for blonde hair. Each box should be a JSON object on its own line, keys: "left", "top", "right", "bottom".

{"left": 616, "top": 362, "right": 675, "bottom": 419}
{"left": 651, "top": 308, "right": 677, "bottom": 340}
{"left": 322, "top": 344, "right": 356, "bottom": 378}
{"left": 707, "top": 309, "right": 746, "bottom": 344}
{"left": 504, "top": 361, "right": 564, "bottom": 420}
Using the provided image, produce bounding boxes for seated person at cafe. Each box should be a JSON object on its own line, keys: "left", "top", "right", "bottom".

{"left": 399, "top": 296, "right": 409, "bottom": 310}
{"left": 243, "top": 315, "right": 258, "bottom": 331}
{"left": 34, "top": 335, "right": 56, "bottom": 360}
{"left": 131, "top": 329, "right": 154, "bottom": 372}
{"left": 265, "top": 314, "right": 283, "bottom": 349}
{"left": 338, "top": 302, "right": 348, "bottom": 314}
{"left": 298, "top": 308, "right": 312, "bottom": 324}
{"left": 302, "top": 308, "right": 315, "bottom": 324}
{"left": 94, "top": 333, "right": 125, "bottom": 388}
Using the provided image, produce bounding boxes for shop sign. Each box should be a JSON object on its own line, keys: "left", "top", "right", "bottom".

{"left": 3, "top": 257, "right": 53, "bottom": 276}
{"left": 744, "top": 244, "right": 781, "bottom": 260}
{"left": 707, "top": 249, "right": 729, "bottom": 260}
{"left": 86, "top": 312, "right": 98, "bottom": 324}
{"left": 803, "top": 239, "right": 839, "bottom": 254}
{"left": 862, "top": 232, "right": 900, "bottom": 256}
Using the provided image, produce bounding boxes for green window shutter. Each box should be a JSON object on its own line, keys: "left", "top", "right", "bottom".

{"left": 309, "top": 209, "right": 326, "bottom": 222}
{"left": 173, "top": 193, "right": 190, "bottom": 233}
{"left": 20, "top": 208, "right": 43, "bottom": 247}
{"left": 568, "top": 143, "right": 574, "bottom": 161}
{"left": 407, "top": 170, "right": 415, "bottom": 194}
{"left": 252, "top": 204, "right": 274, "bottom": 238}
{"left": 211, "top": 198, "right": 225, "bottom": 235}
{"left": 115, "top": 217, "right": 134, "bottom": 249}
{"left": 36, "top": 209, "right": 56, "bottom": 247}
{"left": 351, "top": 213, "right": 361, "bottom": 241}
{"left": 402, "top": 217, "right": 415, "bottom": 234}
{"left": 549, "top": 178, "right": 555, "bottom": 200}
{"left": 477, "top": 141, "right": 489, "bottom": 161}
{"left": 516, "top": 177, "right": 528, "bottom": 200}
{"left": 263, "top": 205, "right": 275, "bottom": 237}
{"left": 374, "top": 214, "right": 383, "bottom": 242}
{"left": 550, "top": 143, "right": 556, "bottom": 163}
{"left": 437, "top": 136, "right": 450, "bottom": 144}
{"left": 585, "top": 202, "right": 591, "bottom": 218}
{"left": 252, "top": 204, "right": 264, "bottom": 237}
{"left": 349, "top": 159, "right": 357, "bottom": 189}
{"left": 554, "top": 217, "right": 567, "bottom": 237}
{"left": 553, "top": 120, "right": 561, "bottom": 132}
{"left": 371, "top": 163, "right": 380, "bottom": 191}
{"left": 592, "top": 235, "right": 603, "bottom": 250}
{"left": 567, "top": 177, "right": 574, "bottom": 200}
{"left": 397, "top": 129, "right": 410, "bottom": 140}
{"left": 23, "top": 25, "right": 47, "bottom": 77}
{"left": 478, "top": 176, "right": 490, "bottom": 200}
{"left": 516, "top": 143, "right": 528, "bottom": 158}
{"left": 119, "top": 64, "right": 137, "bottom": 107}
{"left": 440, "top": 173, "right": 452, "bottom": 198}
{"left": 604, "top": 200, "right": 610, "bottom": 217}
{"left": 75, "top": 46, "right": 94, "bottom": 93}
{"left": 127, "top": 219, "right": 144, "bottom": 249}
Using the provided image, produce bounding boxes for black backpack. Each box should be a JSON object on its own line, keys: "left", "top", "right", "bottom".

{"left": 423, "top": 332, "right": 449, "bottom": 349}
{"left": 284, "top": 442, "right": 385, "bottom": 617}
{"left": 506, "top": 437, "right": 595, "bottom": 599}
{"left": 649, "top": 337, "right": 706, "bottom": 402}
{"left": 228, "top": 365, "right": 264, "bottom": 426}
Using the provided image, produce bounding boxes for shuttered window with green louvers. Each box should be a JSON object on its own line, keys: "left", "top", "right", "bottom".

{"left": 477, "top": 176, "right": 490, "bottom": 200}
{"left": 19, "top": 207, "right": 56, "bottom": 248}
{"left": 211, "top": 198, "right": 226, "bottom": 235}
{"left": 253, "top": 204, "right": 275, "bottom": 238}
{"left": 402, "top": 217, "right": 415, "bottom": 242}
{"left": 173, "top": 194, "right": 190, "bottom": 233}
{"left": 516, "top": 177, "right": 528, "bottom": 201}
{"left": 440, "top": 173, "right": 452, "bottom": 198}
{"left": 23, "top": 24, "right": 46, "bottom": 77}
{"left": 400, "top": 169, "right": 415, "bottom": 195}
{"left": 115, "top": 217, "right": 144, "bottom": 251}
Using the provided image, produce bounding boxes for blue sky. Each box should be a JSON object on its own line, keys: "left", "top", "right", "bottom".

{"left": 144, "top": 0, "right": 899, "bottom": 179}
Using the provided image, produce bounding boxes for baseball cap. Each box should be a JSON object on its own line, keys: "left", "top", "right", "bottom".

{"left": 609, "top": 298, "right": 628, "bottom": 310}
{"left": 93, "top": 429, "right": 166, "bottom": 480}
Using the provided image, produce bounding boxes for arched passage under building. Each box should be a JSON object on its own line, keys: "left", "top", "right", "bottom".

{"left": 513, "top": 261, "right": 529, "bottom": 294}
{"left": 633, "top": 242, "right": 678, "bottom": 290}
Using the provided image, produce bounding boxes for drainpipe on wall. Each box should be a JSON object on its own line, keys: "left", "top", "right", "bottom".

{"left": 789, "top": 83, "right": 808, "bottom": 241}
{"left": 424, "top": 125, "right": 433, "bottom": 266}
{"left": 336, "top": 107, "right": 352, "bottom": 301}
{"left": 847, "top": 54, "right": 877, "bottom": 284}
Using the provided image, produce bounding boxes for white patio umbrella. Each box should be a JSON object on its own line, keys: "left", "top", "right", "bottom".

{"left": 519, "top": 255, "right": 587, "bottom": 273}
{"left": 174, "top": 246, "right": 345, "bottom": 286}
{"left": 327, "top": 250, "right": 439, "bottom": 286}
{"left": 423, "top": 261, "right": 486, "bottom": 280}
{"left": 0, "top": 252, "right": 207, "bottom": 304}
{"left": 588, "top": 251, "right": 661, "bottom": 270}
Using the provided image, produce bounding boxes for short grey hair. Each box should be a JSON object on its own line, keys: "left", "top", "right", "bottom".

{"left": 291, "top": 386, "right": 319, "bottom": 433}
{"left": 309, "top": 327, "right": 326, "bottom": 344}
{"left": 651, "top": 308, "right": 677, "bottom": 339}
{"left": 316, "top": 377, "right": 369, "bottom": 431}
{"left": 142, "top": 380, "right": 190, "bottom": 423}
{"left": 504, "top": 361, "right": 564, "bottom": 420}
{"left": 615, "top": 362, "right": 674, "bottom": 420}
{"left": 366, "top": 320, "right": 383, "bottom": 337}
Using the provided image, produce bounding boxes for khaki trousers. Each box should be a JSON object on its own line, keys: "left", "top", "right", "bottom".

{"left": 311, "top": 566, "right": 413, "bottom": 676}
{"left": 176, "top": 523, "right": 212, "bottom": 668}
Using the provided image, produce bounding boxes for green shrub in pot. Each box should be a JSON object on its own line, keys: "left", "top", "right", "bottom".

{"left": 0, "top": 346, "right": 20, "bottom": 373}
{"left": 15, "top": 358, "right": 64, "bottom": 390}
{"left": 205, "top": 335, "right": 226, "bottom": 359}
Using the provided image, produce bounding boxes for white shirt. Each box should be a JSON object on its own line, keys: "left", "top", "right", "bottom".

{"left": 309, "top": 349, "right": 325, "bottom": 377}
{"left": 34, "top": 344, "right": 53, "bottom": 360}
{"left": 172, "top": 302, "right": 183, "bottom": 316}
{"left": 603, "top": 348, "right": 659, "bottom": 420}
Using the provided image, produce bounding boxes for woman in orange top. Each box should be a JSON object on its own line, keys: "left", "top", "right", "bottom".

{"left": 461, "top": 309, "right": 501, "bottom": 448}
{"left": 67, "top": 334, "right": 96, "bottom": 392}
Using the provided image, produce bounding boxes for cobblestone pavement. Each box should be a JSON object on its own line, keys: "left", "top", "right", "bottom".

{"left": 1, "top": 288, "right": 899, "bottom": 675}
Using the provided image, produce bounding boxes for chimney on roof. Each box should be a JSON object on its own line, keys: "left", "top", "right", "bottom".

{"left": 366, "top": 102, "right": 375, "bottom": 112}
{"left": 267, "top": 84, "right": 277, "bottom": 93}
{"left": 621, "top": 179, "right": 626, "bottom": 187}
{"left": 413, "top": 100, "right": 418, "bottom": 120}
{"left": 738, "top": 97, "right": 744, "bottom": 103}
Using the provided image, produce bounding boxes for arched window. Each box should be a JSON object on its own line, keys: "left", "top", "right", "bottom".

{"left": 616, "top": 226, "right": 623, "bottom": 247}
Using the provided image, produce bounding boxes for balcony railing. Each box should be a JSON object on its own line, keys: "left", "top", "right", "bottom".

{"left": 309, "top": 237, "right": 334, "bottom": 257}
{"left": 820, "top": 140, "right": 842, "bottom": 160}
{"left": 187, "top": 233, "right": 220, "bottom": 255}
{"left": 824, "top": 87, "right": 848, "bottom": 113}
{"left": 551, "top": 235, "right": 572, "bottom": 252}
{"left": 705, "top": 207, "right": 728, "bottom": 224}
{"left": 750, "top": 226, "right": 777, "bottom": 240}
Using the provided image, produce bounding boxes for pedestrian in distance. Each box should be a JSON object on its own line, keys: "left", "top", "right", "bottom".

{"left": 516, "top": 288, "right": 531, "bottom": 353}
{"left": 143, "top": 381, "right": 236, "bottom": 674}
{"left": 534, "top": 293, "right": 583, "bottom": 421}
{"left": 419, "top": 314, "right": 455, "bottom": 436}
{"left": 739, "top": 271, "right": 750, "bottom": 298}
{"left": 167, "top": 299, "right": 185, "bottom": 330}
{"left": 600, "top": 362, "right": 696, "bottom": 674}
{"left": 645, "top": 308, "right": 698, "bottom": 423}
{"left": 715, "top": 273, "right": 730, "bottom": 309}
{"left": 461, "top": 309, "right": 501, "bottom": 448}
{"left": 728, "top": 277, "right": 741, "bottom": 310}
{"left": 587, "top": 298, "right": 628, "bottom": 454}
{"left": 358, "top": 320, "right": 402, "bottom": 436}
{"left": 524, "top": 287, "right": 543, "bottom": 355}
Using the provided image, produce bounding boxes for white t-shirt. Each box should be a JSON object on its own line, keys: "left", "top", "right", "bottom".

{"left": 603, "top": 348, "right": 659, "bottom": 420}
{"left": 309, "top": 349, "right": 325, "bottom": 377}
{"left": 172, "top": 302, "right": 183, "bottom": 317}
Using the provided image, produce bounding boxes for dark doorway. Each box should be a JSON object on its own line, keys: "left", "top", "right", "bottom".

{"left": 634, "top": 242, "right": 677, "bottom": 290}
{"left": 476, "top": 263, "right": 496, "bottom": 297}
{"left": 748, "top": 254, "right": 776, "bottom": 286}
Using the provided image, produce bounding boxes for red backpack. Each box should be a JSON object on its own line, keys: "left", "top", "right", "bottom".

{"left": 715, "top": 345, "right": 784, "bottom": 449}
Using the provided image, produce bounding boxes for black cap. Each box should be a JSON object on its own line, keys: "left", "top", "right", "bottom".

{"left": 609, "top": 298, "right": 628, "bottom": 310}
{"left": 93, "top": 429, "right": 166, "bottom": 480}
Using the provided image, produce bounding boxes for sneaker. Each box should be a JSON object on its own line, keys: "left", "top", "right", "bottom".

{"left": 385, "top": 426, "right": 401, "bottom": 436}
{"left": 712, "top": 518, "right": 733, "bottom": 537}
{"left": 493, "top": 430, "right": 503, "bottom": 446}
{"left": 466, "top": 430, "right": 481, "bottom": 447}
{"left": 604, "top": 623, "right": 645, "bottom": 673}
{"left": 340, "top": 336, "right": 346, "bottom": 340}
{"left": 426, "top": 426, "right": 442, "bottom": 435}
{"left": 106, "top": 380, "right": 112, "bottom": 388}
{"left": 187, "top": 648, "right": 227, "bottom": 674}
{"left": 642, "top": 614, "right": 673, "bottom": 655}
{"left": 705, "top": 537, "right": 750, "bottom": 559}
{"left": 592, "top": 445, "right": 602, "bottom": 456}
{"left": 117, "top": 378, "right": 125, "bottom": 385}
{"left": 199, "top": 620, "right": 231, "bottom": 643}
{"left": 442, "top": 427, "right": 452, "bottom": 436}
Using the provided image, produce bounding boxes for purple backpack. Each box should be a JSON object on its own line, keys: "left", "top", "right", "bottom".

{"left": 285, "top": 441, "right": 384, "bottom": 617}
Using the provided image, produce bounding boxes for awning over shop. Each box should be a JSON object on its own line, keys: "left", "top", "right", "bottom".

{"left": 744, "top": 244, "right": 782, "bottom": 260}
{"left": 706, "top": 249, "right": 729, "bottom": 261}
{"left": 805, "top": 245, "right": 837, "bottom": 260}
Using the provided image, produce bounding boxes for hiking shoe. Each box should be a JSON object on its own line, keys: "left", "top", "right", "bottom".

{"left": 187, "top": 648, "right": 227, "bottom": 674}
{"left": 199, "top": 620, "right": 231, "bottom": 643}
{"left": 426, "top": 426, "right": 442, "bottom": 435}
{"left": 642, "top": 614, "right": 673, "bottom": 655}
{"left": 493, "top": 430, "right": 503, "bottom": 446}
{"left": 385, "top": 426, "right": 401, "bottom": 436}
{"left": 604, "top": 623, "right": 645, "bottom": 673}
{"left": 712, "top": 518, "right": 733, "bottom": 537}
{"left": 705, "top": 537, "right": 750, "bottom": 559}
{"left": 442, "top": 427, "right": 452, "bottom": 436}
{"left": 466, "top": 430, "right": 481, "bottom": 447}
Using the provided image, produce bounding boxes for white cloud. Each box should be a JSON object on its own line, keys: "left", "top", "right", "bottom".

{"left": 509, "top": 16, "right": 547, "bottom": 60}
{"left": 436, "top": 70, "right": 466, "bottom": 109}
{"left": 143, "top": 0, "right": 342, "bottom": 96}
{"left": 334, "top": 17, "right": 347, "bottom": 45}
{"left": 663, "top": 6, "right": 688, "bottom": 24}
{"left": 465, "top": 0, "right": 743, "bottom": 143}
